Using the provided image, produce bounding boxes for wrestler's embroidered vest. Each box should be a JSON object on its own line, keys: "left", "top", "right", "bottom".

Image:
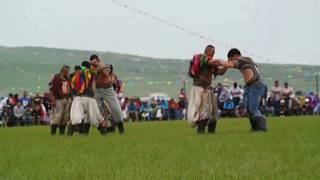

{"left": 71, "top": 67, "right": 94, "bottom": 96}
{"left": 189, "top": 54, "right": 220, "bottom": 88}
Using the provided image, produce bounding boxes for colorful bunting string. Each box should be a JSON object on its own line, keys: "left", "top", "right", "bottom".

{"left": 111, "top": 0, "right": 275, "bottom": 63}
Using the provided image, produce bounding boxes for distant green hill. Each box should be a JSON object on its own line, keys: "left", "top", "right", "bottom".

{"left": 0, "top": 46, "right": 319, "bottom": 97}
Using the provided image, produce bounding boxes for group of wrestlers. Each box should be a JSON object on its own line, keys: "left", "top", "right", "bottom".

{"left": 187, "top": 45, "right": 268, "bottom": 134}
{"left": 49, "top": 46, "right": 268, "bottom": 136}
{"left": 49, "top": 55, "right": 124, "bottom": 136}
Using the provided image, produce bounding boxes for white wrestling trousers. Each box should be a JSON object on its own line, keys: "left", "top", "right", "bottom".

{"left": 70, "top": 96, "right": 104, "bottom": 125}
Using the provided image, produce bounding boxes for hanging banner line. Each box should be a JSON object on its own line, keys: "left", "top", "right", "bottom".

{"left": 111, "top": 0, "right": 273, "bottom": 63}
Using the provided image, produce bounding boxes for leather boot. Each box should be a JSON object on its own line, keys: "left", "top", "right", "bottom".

{"left": 208, "top": 120, "right": 217, "bottom": 133}
{"left": 116, "top": 122, "right": 125, "bottom": 134}
{"left": 249, "top": 117, "right": 259, "bottom": 131}
{"left": 254, "top": 116, "right": 267, "bottom": 132}
{"left": 83, "top": 123, "right": 91, "bottom": 135}
{"left": 59, "top": 125, "right": 66, "bottom": 135}
{"left": 97, "top": 124, "right": 107, "bottom": 135}
{"left": 67, "top": 125, "right": 75, "bottom": 136}
{"left": 197, "top": 120, "right": 207, "bottom": 134}
{"left": 51, "top": 124, "right": 58, "bottom": 135}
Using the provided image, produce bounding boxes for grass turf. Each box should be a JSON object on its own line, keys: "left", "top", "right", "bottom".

{"left": 0, "top": 116, "right": 319, "bottom": 180}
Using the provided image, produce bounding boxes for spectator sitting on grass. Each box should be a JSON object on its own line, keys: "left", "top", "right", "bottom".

{"left": 290, "top": 97, "right": 301, "bottom": 116}
{"left": 230, "top": 82, "right": 243, "bottom": 107}
{"left": 140, "top": 101, "right": 152, "bottom": 121}
{"left": 160, "top": 99, "right": 169, "bottom": 120}
{"left": 155, "top": 101, "right": 163, "bottom": 121}
{"left": 314, "top": 102, "right": 320, "bottom": 115}
{"left": 168, "top": 98, "right": 178, "bottom": 120}
{"left": 32, "top": 92, "right": 42, "bottom": 106}
{"left": 235, "top": 101, "right": 247, "bottom": 117}
{"left": 301, "top": 98, "right": 314, "bottom": 115}
{"left": 33, "top": 102, "right": 47, "bottom": 125}
{"left": 24, "top": 105, "right": 33, "bottom": 125}
{"left": 307, "top": 92, "right": 318, "bottom": 109}
{"left": 150, "top": 101, "right": 158, "bottom": 120}
{"left": 265, "top": 95, "right": 274, "bottom": 116}
{"left": 218, "top": 86, "right": 229, "bottom": 110}
{"left": 0, "top": 105, "right": 12, "bottom": 126}
{"left": 279, "top": 99, "right": 287, "bottom": 117}
{"left": 14, "top": 102, "right": 25, "bottom": 126}
{"left": 127, "top": 100, "right": 138, "bottom": 122}
{"left": 177, "top": 97, "right": 186, "bottom": 120}
{"left": 222, "top": 96, "right": 235, "bottom": 117}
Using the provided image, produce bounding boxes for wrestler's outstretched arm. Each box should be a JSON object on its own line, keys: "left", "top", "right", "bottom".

{"left": 216, "top": 66, "right": 228, "bottom": 76}
{"left": 209, "top": 59, "right": 235, "bottom": 69}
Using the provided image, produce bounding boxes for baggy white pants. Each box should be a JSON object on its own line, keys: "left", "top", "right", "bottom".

{"left": 70, "top": 96, "right": 104, "bottom": 125}
{"left": 187, "top": 86, "right": 218, "bottom": 125}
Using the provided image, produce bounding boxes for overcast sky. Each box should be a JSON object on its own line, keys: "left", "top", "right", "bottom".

{"left": 0, "top": 0, "right": 319, "bottom": 64}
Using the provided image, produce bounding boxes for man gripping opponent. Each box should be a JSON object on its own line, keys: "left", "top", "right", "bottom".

{"left": 89, "top": 55, "right": 125, "bottom": 134}
{"left": 187, "top": 45, "right": 227, "bottom": 134}
{"left": 214, "top": 48, "right": 268, "bottom": 132}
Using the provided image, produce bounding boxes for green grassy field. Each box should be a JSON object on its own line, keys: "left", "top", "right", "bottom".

{"left": 0, "top": 116, "right": 319, "bottom": 180}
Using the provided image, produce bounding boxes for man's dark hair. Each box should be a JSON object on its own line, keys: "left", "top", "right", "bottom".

{"left": 81, "top": 61, "right": 91, "bottom": 69}
{"left": 205, "top": 45, "right": 215, "bottom": 50}
{"left": 275, "top": 80, "right": 279, "bottom": 84}
{"left": 90, "top": 54, "right": 99, "bottom": 61}
{"left": 227, "top": 48, "right": 242, "bottom": 58}
{"left": 74, "top": 65, "right": 81, "bottom": 71}
{"left": 60, "top": 65, "right": 70, "bottom": 72}
{"left": 234, "top": 82, "right": 238, "bottom": 87}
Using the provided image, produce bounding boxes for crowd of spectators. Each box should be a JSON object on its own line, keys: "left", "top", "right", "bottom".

{"left": 1, "top": 80, "right": 319, "bottom": 127}
{"left": 215, "top": 81, "right": 320, "bottom": 118}
{"left": 0, "top": 91, "right": 52, "bottom": 127}
{"left": 119, "top": 89, "right": 188, "bottom": 122}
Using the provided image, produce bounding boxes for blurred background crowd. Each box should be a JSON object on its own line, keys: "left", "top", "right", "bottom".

{"left": 1, "top": 80, "right": 319, "bottom": 127}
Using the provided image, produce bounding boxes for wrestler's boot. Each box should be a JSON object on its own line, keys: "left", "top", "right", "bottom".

{"left": 83, "top": 123, "right": 91, "bottom": 135}
{"left": 254, "top": 116, "right": 267, "bottom": 132}
{"left": 107, "top": 121, "right": 116, "bottom": 133}
{"left": 116, "top": 122, "right": 125, "bottom": 134}
{"left": 97, "top": 125, "right": 106, "bottom": 135}
{"left": 207, "top": 120, "right": 217, "bottom": 133}
{"left": 59, "top": 125, "right": 66, "bottom": 135}
{"left": 97, "top": 120, "right": 107, "bottom": 135}
{"left": 197, "top": 120, "right": 207, "bottom": 134}
{"left": 50, "top": 124, "right": 58, "bottom": 135}
{"left": 67, "top": 124, "right": 75, "bottom": 136}
{"left": 249, "top": 116, "right": 259, "bottom": 131}
{"left": 80, "top": 123, "right": 91, "bottom": 135}
{"left": 77, "top": 123, "right": 83, "bottom": 133}
{"left": 107, "top": 126, "right": 115, "bottom": 133}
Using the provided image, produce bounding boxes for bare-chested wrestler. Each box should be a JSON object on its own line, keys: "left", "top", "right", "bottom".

{"left": 89, "top": 55, "right": 125, "bottom": 134}
{"left": 213, "top": 48, "right": 267, "bottom": 132}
